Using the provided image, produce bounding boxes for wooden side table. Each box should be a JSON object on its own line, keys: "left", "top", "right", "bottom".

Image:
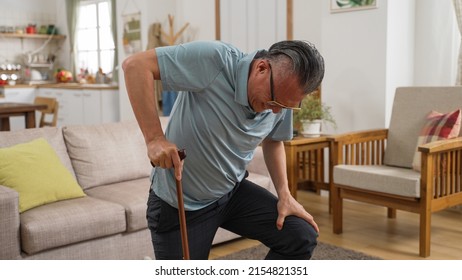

{"left": 284, "top": 135, "right": 330, "bottom": 199}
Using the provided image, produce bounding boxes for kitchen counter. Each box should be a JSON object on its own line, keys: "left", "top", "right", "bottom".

{"left": 1, "top": 83, "right": 119, "bottom": 90}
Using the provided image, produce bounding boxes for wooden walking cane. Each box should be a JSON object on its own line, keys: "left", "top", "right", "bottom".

{"left": 151, "top": 149, "right": 189, "bottom": 259}
{"left": 175, "top": 149, "right": 189, "bottom": 259}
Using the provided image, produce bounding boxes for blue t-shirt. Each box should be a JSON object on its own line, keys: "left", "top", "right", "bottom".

{"left": 152, "top": 40, "right": 293, "bottom": 210}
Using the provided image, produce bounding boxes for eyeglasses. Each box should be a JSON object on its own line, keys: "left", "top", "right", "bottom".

{"left": 266, "top": 63, "right": 301, "bottom": 111}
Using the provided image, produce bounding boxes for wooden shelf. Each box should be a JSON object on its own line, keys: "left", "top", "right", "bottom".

{"left": 26, "top": 63, "right": 54, "bottom": 68}
{"left": 0, "top": 33, "right": 66, "bottom": 40}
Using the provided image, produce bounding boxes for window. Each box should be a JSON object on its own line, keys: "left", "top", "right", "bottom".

{"left": 76, "top": 0, "right": 115, "bottom": 76}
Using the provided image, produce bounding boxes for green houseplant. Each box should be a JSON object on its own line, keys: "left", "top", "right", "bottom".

{"left": 293, "top": 95, "right": 336, "bottom": 136}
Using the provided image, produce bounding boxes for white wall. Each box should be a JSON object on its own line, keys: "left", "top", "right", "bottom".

{"left": 293, "top": 0, "right": 458, "bottom": 134}
{"left": 220, "top": 0, "right": 287, "bottom": 53}
{"left": 385, "top": 0, "right": 415, "bottom": 126}
{"left": 116, "top": 0, "right": 176, "bottom": 121}
{"left": 414, "top": 0, "right": 459, "bottom": 86}
{"left": 177, "top": 0, "right": 215, "bottom": 42}
{"left": 293, "top": 0, "right": 323, "bottom": 48}
{"left": 321, "top": 1, "right": 389, "bottom": 134}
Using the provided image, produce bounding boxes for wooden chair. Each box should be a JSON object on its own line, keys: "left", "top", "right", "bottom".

{"left": 34, "top": 97, "right": 59, "bottom": 127}
{"left": 328, "top": 86, "right": 462, "bottom": 257}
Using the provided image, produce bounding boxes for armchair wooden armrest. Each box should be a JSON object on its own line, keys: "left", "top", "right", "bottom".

{"left": 418, "top": 137, "right": 462, "bottom": 212}
{"left": 328, "top": 128, "right": 388, "bottom": 166}
{"left": 327, "top": 128, "right": 388, "bottom": 144}
{"left": 418, "top": 136, "right": 462, "bottom": 154}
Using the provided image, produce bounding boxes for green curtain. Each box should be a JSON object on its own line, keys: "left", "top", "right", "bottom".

{"left": 110, "top": 0, "right": 118, "bottom": 82}
{"left": 65, "top": 0, "right": 80, "bottom": 78}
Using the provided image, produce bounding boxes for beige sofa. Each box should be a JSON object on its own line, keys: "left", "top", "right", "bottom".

{"left": 0, "top": 118, "right": 274, "bottom": 259}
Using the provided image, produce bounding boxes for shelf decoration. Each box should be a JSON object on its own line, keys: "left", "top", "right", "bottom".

{"left": 160, "top": 14, "right": 189, "bottom": 46}
{"left": 122, "top": 12, "right": 141, "bottom": 55}
{"left": 121, "top": 0, "right": 142, "bottom": 55}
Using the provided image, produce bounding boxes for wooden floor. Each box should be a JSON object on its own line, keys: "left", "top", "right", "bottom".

{"left": 210, "top": 190, "right": 462, "bottom": 260}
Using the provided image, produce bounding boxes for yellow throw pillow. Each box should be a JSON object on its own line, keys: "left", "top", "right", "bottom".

{"left": 0, "top": 138, "right": 85, "bottom": 213}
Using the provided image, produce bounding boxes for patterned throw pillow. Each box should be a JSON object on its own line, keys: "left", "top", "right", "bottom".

{"left": 412, "top": 109, "right": 461, "bottom": 172}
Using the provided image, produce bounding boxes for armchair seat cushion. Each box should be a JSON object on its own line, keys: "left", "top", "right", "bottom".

{"left": 334, "top": 165, "right": 421, "bottom": 198}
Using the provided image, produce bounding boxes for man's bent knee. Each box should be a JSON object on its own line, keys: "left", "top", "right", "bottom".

{"left": 265, "top": 216, "right": 318, "bottom": 260}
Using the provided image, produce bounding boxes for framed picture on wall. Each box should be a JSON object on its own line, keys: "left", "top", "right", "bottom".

{"left": 330, "top": 0, "right": 377, "bottom": 13}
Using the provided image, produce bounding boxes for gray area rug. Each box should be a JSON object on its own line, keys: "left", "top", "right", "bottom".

{"left": 216, "top": 242, "right": 382, "bottom": 260}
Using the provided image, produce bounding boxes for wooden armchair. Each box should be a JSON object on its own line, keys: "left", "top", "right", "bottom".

{"left": 328, "top": 87, "right": 462, "bottom": 257}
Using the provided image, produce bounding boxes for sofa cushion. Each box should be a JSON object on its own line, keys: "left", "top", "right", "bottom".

{"left": 0, "top": 127, "right": 75, "bottom": 177}
{"left": 0, "top": 138, "right": 85, "bottom": 213}
{"left": 63, "top": 121, "right": 151, "bottom": 190}
{"left": 333, "top": 165, "right": 421, "bottom": 198}
{"left": 412, "top": 109, "right": 461, "bottom": 171}
{"left": 384, "top": 87, "right": 462, "bottom": 169}
{"left": 20, "top": 196, "right": 126, "bottom": 255}
{"left": 212, "top": 228, "right": 240, "bottom": 245}
{"left": 85, "top": 177, "right": 151, "bottom": 232}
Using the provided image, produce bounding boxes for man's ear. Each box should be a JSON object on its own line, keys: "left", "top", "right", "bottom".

{"left": 255, "top": 59, "right": 269, "bottom": 74}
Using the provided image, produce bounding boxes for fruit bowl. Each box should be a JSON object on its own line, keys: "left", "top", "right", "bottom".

{"left": 55, "top": 70, "right": 73, "bottom": 83}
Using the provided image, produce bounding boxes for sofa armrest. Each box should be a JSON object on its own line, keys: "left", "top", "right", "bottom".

{"left": 328, "top": 128, "right": 388, "bottom": 166}
{"left": 0, "top": 185, "right": 21, "bottom": 259}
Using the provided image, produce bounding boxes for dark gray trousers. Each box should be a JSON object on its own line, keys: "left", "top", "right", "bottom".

{"left": 146, "top": 177, "right": 318, "bottom": 260}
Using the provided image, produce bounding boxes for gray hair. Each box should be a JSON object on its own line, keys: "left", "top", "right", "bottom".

{"left": 266, "top": 40, "right": 325, "bottom": 94}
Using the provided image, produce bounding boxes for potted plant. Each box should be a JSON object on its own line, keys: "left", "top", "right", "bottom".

{"left": 293, "top": 95, "right": 336, "bottom": 137}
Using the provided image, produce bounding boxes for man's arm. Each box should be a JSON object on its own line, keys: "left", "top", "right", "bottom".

{"left": 261, "top": 138, "right": 319, "bottom": 232}
{"left": 122, "top": 49, "right": 183, "bottom": 179}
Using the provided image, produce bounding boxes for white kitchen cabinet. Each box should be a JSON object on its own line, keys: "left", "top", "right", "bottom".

{"left": 63, "top": 90, "right": 84, "bottom": 125}
{"left": 36, "top": 88, "right": 69, "bottom": 126}
{"left": 0, "top": 87, "right": 36, "bottom": 130}
{"left": 35, "top": 86, "right": 119, "bottom": 126}
{"left": 83, "top": 88, "right": 120, "bottom": 124}
{"left": 1, "top": 87, "right": 36, "bottom": 103}
{"left": 83, "top": 90, "right": 101, "bottom": 125}
{"left": 36, "top": 88, "right": 83, "bottom": 126}
{"left": 100, "top": 89, "right": 119, "bottom": 123}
